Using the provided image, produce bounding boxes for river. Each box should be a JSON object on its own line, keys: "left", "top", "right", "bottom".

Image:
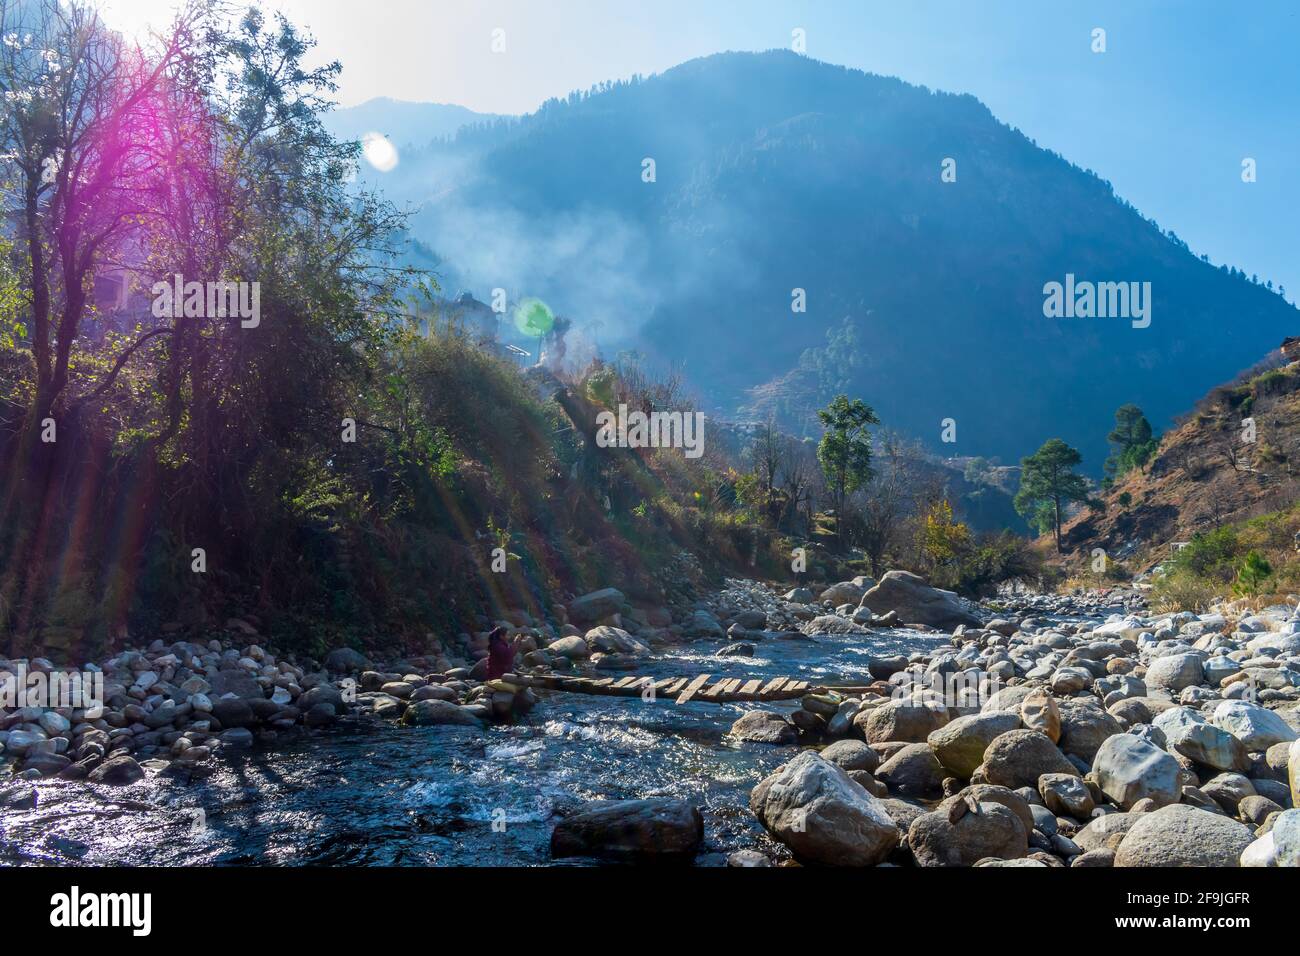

{"left": 2, "top": 626, "right": 952, "bottom": 866}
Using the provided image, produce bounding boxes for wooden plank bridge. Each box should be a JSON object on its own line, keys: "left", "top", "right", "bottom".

{"left": 505, "top": 672, "right": 878, "bottom": 705}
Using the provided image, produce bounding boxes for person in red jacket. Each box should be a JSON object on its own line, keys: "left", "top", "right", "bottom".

{"left": 485, "top": 626, "right": 523, "bottom": 680}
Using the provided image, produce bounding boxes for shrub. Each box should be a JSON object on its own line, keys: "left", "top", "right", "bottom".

{"left": 1151, "top": 569, "right": 1220, "bottom": 613}
{"left": 1168, "top": 527, "right": 1240, "bottom": 582}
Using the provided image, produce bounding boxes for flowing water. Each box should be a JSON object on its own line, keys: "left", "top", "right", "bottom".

{"left": 1, "top": 627, "right": 950, "bottom": 867}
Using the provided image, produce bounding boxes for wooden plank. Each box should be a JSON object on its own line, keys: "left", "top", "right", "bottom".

{"left": 662, "top": 678, "right": 689, "bottom": 697}
{"left": 758, "top": 677, "right": 787, "bottom": 699}
{"left": 624, "top": 677, "right": 652, "bottom": 694}
{"left": 702, "top": 678, "right": 739, "bottom": 701}
{"left": 591, "top": 678, "right": 614, "bottom": 688}
{"left": 676, "top": 673, "right": 712, "bottom": 705}
{"left": 647, "top": 678, "right": 676, "bottom": 697}
{"left": 721, "top": 678, "right": 744, "bottom": 698}
{"left": 738, "top": 679, "right": 762, "bottom": 698}
{"left": 612, "top": 676, "right": 638, "bottom": 689}
{"left": 786, "top": 680, "right": 808, "bottom": 693}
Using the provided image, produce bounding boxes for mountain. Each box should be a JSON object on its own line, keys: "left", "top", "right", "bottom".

{"left": 323, "top": 97, "right": 504, "bottom": 150}
{"left": 377, "top": 51, "right": 1299, "bottom": 471}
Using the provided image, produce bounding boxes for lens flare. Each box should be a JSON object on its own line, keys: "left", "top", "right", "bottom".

{"left": 361, "top": 132, "right": 399, "bottom": 172}
{"left": 513, "top": 297, "right": 555, "bottom": 337}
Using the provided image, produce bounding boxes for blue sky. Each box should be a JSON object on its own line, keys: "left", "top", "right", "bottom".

{"left": 102, "top": 0, "right": 1300, "bottom": 301}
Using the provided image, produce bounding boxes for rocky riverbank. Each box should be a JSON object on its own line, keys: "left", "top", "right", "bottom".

{"left": 4, "top": 572, "right": 1299, "bottom": 867}
{"left": 733, "top": 579, "right": 1300, "bottom": 868}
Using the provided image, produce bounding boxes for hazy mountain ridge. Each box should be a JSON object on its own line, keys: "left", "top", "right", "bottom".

{"left": 323, "top": 97, "right": 505, "bottom": 150}
{"left": 376, "top": 50, "right": 1298, "bottom": 471}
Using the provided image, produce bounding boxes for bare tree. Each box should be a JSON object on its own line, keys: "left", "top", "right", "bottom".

{"left": 777, "top": 433, "right": 816, "bottom": 533}
{"left": 746, "top": 416, "right": 784, "bottom": 526}
{"left": 855, "top": 430, "right": 932, "bottom": 577}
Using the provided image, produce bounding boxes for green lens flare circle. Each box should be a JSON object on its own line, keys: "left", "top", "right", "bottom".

{"left": 513, "top": 297, "right": 555, "bottom": 337}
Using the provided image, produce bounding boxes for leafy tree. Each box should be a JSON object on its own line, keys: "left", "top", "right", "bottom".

{"left": 1014, "top": 438, "right": 1089, "bottom": 552}
{"left": 919, "top": 499, "right": 970, "bottom": 568}
{"left": 816, "top": 394, "right": 878, "bottom": 547}
{"left": 1104, "top": 404, "right": 1158, "bottom": 478}
{"left": 1233, "top": 550, "right": 1273, "bottom": 597}
{"left": 0, "top": 0, "right": 203, "bottom": 433}
{"left": 963, "top": 456, "right": 991, "bottom": 486}
{"left": 0, "top": 235, "right": 20, "bottom": 350}
{"left": 800, "top": 316, "right": 863, "bottom": 407}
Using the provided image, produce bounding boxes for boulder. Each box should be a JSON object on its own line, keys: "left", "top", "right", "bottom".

{"left": 819, "top": 739, "right": 880, "bottom": 773}
{"left": 928, "top": 712, "right": 1022, "bottom": 779}
{"left": 820, "top": 581, "right": 868, "bottom": 605}
{"left": 322, "top": 647, "right": 371, "bottom": 673}
{"left": 583, "top": 626, "right": 649, "bottom": 656}
{"left": 1072, "top": 848, "right": 1116, "bottom": 867}
{"left": 908, "top": 801, "right": 1028, "bottom": 867}
{"left": 1039, "top": 773, "right": 1095, "bottom": 818}
{"left": 1144, "top": 652, "right": 1205, "bottom": 693}
{"left": 749, "top": 751, "right": 900, "bottom": 866}
{"left": 1075, "top": 812, "right": 1139, "bottom": 852}
{"left": 1272, "top": 808, "right": 1300, "bottom": 867}
{"left": 1020, "top": 691, "right": 1061, "bottom": 743}
{"left": 400, "top": 699, "right": 482, "bottom": 727}
{"left": 210, "top": 698, "right": 257, "bottom": 729}
{"left": 1153, "top": 707, "right": 1250, "bottom": 772}
{"left": 1093, "top": 734, "right": 1181, "bottom": 810}
{"left": 1109, "top": 698, "right": 1155, "bottom": 726}
{"left": 939, "top": 784, "right": 1035, "bottom": 834}
{"left": 1051, "top": 666, "right": 1093, "bottom": 695}
{"left": 1211, "top": 701, "right": 1298, "bottom": 751}
{"left": 1114, "top": 804, "right": 1255, "bottom": 867}
{"left": 978, "top": 730, "right": 1079, "bottom": 790}
{"left": 1238, "top": 794, "right": 1283, "bottom": 826}
{"left": 729, "top": 710, "right": 797, "bottom": 745}
{"left": 380, "top": 681, "right": 415, "bottom": 700}
{"left": 208, "top": 669, "right": 264, "bottom": 700}
{"left": 858, "top": 571, "right": 981, "bottom": 629}
{"left": 874, "top": 743, "right": 948, "bottom": 797}
{"left": 1241, "top": 831, "right": 1277, "bottom": 867}
{"left": 547, "top": 636, "right": 590, "bottom": 660}
{"left": 717, "top": 642, "right": 755, "bottom": 658}
{"left": 857, "top": 698, "right": 950, "bottom": 744}
{"left": 1200, "top": 772, "right": 1255, "bottom": 815}
{"left": 1291, "top": 738, "right": 1300, "bottom": 808}
{"left": 1056, "top": 698, "right": 1123, "bottom": 764}
{"left": 685, "top": 610, "right": 725, "bottom": 638}
{"left": 22, "top": 752, "right": 71, "bottom": 777}
{"left": 410, "top": 684, "right": 458, "bottom": 703}
{"left": 300, "top": 685, "right": 345, "bottom": 714}
{"left": 88, "top": 755, "right": 145, "bottom": 786}
{"left": 551, "top": 799, "right": 703, "bottom": 860}
{"left": 567, "top": 588, "right": 626, "bottom": 625}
